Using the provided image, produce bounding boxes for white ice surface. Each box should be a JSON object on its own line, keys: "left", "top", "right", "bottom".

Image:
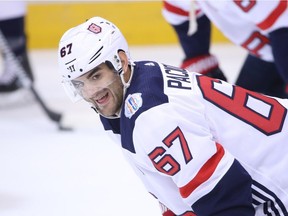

{"left": 0, "top": 43, "right": 247, "bottom": 216}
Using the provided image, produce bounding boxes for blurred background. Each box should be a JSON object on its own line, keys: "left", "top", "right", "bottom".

{"left": 26, "top": 1, "right": 229, "bottom": 49}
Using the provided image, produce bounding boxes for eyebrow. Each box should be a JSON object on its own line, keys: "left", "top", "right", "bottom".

{"left": 86, "top": 66, "right": 101, "bottom": 79}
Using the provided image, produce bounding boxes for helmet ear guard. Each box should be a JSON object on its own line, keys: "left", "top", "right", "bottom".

{"left": 58, "top": 16, "right": 133, "bottom": 102}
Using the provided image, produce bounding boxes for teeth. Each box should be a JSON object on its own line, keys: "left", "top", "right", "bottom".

{"left": 96, "top": 93, "right": 107, "bottom": 103}
{"left": 99, "top": 94, "right": 106, "bottom": 100}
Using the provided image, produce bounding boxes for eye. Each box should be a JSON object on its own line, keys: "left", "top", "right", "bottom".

{"left": 91, "top": 73, "right": 100, "bottom": 80}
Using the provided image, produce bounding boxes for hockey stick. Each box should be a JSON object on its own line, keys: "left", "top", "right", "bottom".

{"left": 0, "top": 30, "right": 70, "bottom": 130}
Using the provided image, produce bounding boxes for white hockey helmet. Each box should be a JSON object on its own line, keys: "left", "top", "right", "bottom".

{"left": 58, "top": 16, "right": 132, "bottom": 102}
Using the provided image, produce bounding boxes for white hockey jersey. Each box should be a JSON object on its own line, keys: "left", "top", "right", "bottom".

{"left": 100, "top": 61, "right": 288, "bottom": 216}
{"left": 163, "top": 0, "right": 288, "bottom": 62}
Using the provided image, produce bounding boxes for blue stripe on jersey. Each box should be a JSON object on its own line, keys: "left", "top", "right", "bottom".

{"left": 120, "top": 61, "right": 168, "bottom": 153}
{"left": 252, "top": 189, "right": 279, "bottom": 215}
{"left": 252, "top": 180, "right": 288, "bottom": 216}
{"left": 192, "top": 159, "right": 255, "bottom": 216}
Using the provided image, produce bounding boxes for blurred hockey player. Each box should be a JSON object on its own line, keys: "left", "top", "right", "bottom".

{"left": 58, "top": 17, "right": 288, "bottom": 215}
{"left": 0, "top": 1, "right": 34, "bottom": 92}
{"left": 162, "top": 0, "right": 227, "bottom": 82}
{"left": 162, "top": 0, "right": 288, "bottom": 98}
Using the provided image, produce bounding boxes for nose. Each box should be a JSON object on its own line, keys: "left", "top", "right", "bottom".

{"left": 80, "top": 83, "right": 98, "bottom": 99}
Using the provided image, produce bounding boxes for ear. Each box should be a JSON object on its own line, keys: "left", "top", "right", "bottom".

{"left": 118, "top": 50, "right": 131, "bottom": 83}
{"left": 118, "top": 50, "right": 129, "bottom": 72}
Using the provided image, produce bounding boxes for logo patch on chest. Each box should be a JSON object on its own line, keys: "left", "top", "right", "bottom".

{"left": 124, "top": 93, "right": 143, "bottom": 119}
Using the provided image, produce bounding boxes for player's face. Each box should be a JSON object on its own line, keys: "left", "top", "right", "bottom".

{"left": 72, "top": 63, "right": 124, "bottom": 117}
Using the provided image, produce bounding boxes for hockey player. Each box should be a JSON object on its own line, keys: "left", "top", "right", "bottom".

{"left": 162, "top": 0, "right": 288, "bottom": 98}
{"left": 162, "top": 0, "right": 227, "bottom": 83}
{"left": 58, "top": 17, "right": 288, "bottom": 215}
{"left": 0, "top": 1, "right": 34, "bottom": 92}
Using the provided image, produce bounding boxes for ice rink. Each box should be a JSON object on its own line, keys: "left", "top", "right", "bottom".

{"left": 0, "top": 43, "right": 247, "bottom": 216}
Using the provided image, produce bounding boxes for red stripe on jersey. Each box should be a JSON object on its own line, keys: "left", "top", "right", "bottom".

{"left": 163, "top": 1, "right": 189, "bottom": 16}
{"left": 162, "top": 209, "right": 175, "bottom": 216}
{"left": 179, "top": 143, "right": 224, "bottom": 198}
{"left": 257, "top": 0, "right": 288, "bottom": 30}
{"left": 183, "top": 212, "right": 196, "bottom": 216}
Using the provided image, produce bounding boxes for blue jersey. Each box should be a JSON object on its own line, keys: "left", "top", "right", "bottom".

{"left": 100, "top": 61, "right": 288, "bottom": 215}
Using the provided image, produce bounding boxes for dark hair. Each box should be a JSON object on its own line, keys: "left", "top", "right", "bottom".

{"left": 105, "top": 61, "right": 115, "bottom": 70}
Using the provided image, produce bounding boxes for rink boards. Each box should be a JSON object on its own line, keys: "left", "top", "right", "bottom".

{"left": 26, "top": 1, "right": 229, "bottom": 49}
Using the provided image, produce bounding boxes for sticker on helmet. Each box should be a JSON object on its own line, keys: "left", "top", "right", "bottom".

{"left": 88, "top": 23, "right": 102, "bottom": 34}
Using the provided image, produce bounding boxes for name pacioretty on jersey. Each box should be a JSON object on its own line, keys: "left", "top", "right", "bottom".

{"left": 163, "top": 64, "right": 192, "bottom": 90}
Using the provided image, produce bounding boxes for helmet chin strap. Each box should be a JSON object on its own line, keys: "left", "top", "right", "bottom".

{"left": 90, "top": 62, "right": 135, "bottom": 119}
{"left": 120, "top": 62, "right": 134, "bottom": 92}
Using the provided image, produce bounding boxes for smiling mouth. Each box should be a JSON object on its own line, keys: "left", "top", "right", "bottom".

{"left": 96, "top": 92, "right": 109, "bottom": 105}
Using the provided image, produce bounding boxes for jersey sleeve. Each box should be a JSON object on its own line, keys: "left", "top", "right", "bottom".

{"left": 230, "top": 0, "right": 288, "bottom": 32}
{"left": 132, "top": 94, "right": 254, "bottom": 215}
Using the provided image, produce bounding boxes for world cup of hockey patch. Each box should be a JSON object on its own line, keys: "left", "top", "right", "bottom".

{"left": 124, "top": 93, "right": 143, "bottom": 119}
{"left": 88, "top": 23, "right": 101, "bottom": 34}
